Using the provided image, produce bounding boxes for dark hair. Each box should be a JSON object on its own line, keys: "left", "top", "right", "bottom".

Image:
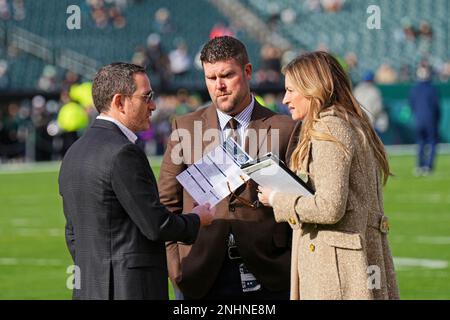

{"left": 200, "top": 36, "right": 249, "bottom": 67}
{"left": 92, "top": 62, "right": 146, "bottom": 113}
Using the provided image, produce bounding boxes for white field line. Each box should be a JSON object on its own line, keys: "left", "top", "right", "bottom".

{"left": 386, "top": 143, "right": 450, "bottom": 156}
{"left": 0, "top": 256, "right": 447, "bottom": 270}
{"left": 10, "top": 218, "right": 33, "bottom": 226}
{"left": 1, "top": 148, "right": 450, "bottom": 173}
{"left": 394, "top": 257, "right": 449, "bottom": 269}
{"left": 415, "top": 236, "right": 450, "bottom": 245}
{"left": 15, "top": 228, "right": 63, "bottom": 237}
{"left": 0, "top": 167, "right": 60, "bottom": 175}
{"left": 0, "top": 157, "right": 163, "bottom": 174}
{"left": 0, "top": 258, "right": 65, "bottom": 266}
{"left": 0, "top": 161, "right": 61, "bottom": 174}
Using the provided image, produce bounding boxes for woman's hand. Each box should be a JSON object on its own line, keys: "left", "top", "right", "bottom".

{"left": 257, "top": 186, "right": 273, "bottom": 207}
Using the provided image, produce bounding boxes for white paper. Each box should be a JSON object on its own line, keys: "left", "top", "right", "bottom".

{"left": 176, "top": 140, "right": 252, "bottom": 207}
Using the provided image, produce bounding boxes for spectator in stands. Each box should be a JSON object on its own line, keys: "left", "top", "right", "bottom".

{"left": 91, "top": 6, "right": 109, "bottom": 29}
{"left": 303, "top": 0, "right": 323, "bottom": 13}
{"left": 255, "top": 44, "right": 282, "bottom": 86}
{"left": 37, "top": 65, "right": 59, "bottom": 92}
{"left": 209, "top": 22, "right": 235, "bottom": 39}
{"left": 281, "top": 49, "right": 303, "bottom": 69}
{"left": 0, "top": 0, "right": 11, "bottom": 20}
{"left": 399, "top": 64, "right": 412, "bottom": 82}
{"left": 174, "top": 88, "right": 191, "bottom": 116}
{"left": 151, "top": 95, "right": 173, "bottom": 155}
{"left": 438, "top": 60, "right": 450, "bottom": 82}
{"left": 57, "top": 91, "right": 89, "bottom": 157}
{"left": 144, "top": 33, "right": 171, "bottom": 91}
{"left": 344, "top": 51, "right": 359, "bottom": 83}
{"left": 401, "top": 18, "right": 417, "bottom": 42}
{"left": 153, "top": 7, "right": 175, "bottom": 34}
{"left": 419, "top": 21, "right": 433, "bottom": 41}
{"left": 87, "top": 0, "right": 127, "bottom": 29}
{"left": 11, "top": 0, "right": 25, "bottom": 21}
{"left": 320, "top": 0, "right": 345, "bottom": 12}
{"left": 186, "top": 93, "right": 202, "bottom": 112}
{"left": 375, "top": 63, "right": 398, "bottom": 84}
{"left": 418, "top": 21, "right": 433, "bottom": 54}
{"left": 31, "top": 95, "right": 53, "bottom": 161}
{"left": 0, "top": 102, "right": 25, "bottom": 162}
{"left": 409, "top": 66, "right": 440, "bottom": 176}
{"left": 354, "top": 70, "right": 388, "bottom": 134}
{"left": 168, "top": 39, "right": 192, "bottom": 76}
{"left": 280, "top": 8, "right": 296, "bottom": 25}
{"left": 108, "top": 6, "right": 126, "bottom": 29}
{"left": 257, "top": 93, "right": 283, "bottom": 114}
{"left": 0, "top": 59, "right": 9, "bottom": 89}
{"left": 267, "top": 12, "right": 280, "bottom": 32}
{"left": 131, "top": 46, "right": 147, "bottom": 67}
{"left": 61, "top": 71, "right": 80, "bottom": 94}
{"left": 316, "top": 42, "right": 329, "bottom": 53}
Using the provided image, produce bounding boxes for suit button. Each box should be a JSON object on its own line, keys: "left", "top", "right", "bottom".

{"left": 289, "top": 218, "right": 296, "bottom": 225}
{"left": 229, "top": 204, "right": 235, "bottom": 212}
{"left": 310, "top": 244, "right": 315, "bottom": 252}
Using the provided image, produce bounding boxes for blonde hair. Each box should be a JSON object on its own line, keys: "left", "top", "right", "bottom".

{"left": 283, "top": 51, "right": 391, "bottom": 185}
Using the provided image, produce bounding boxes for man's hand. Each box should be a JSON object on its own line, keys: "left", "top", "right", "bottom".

{"left": 192, "top": 203, "right": 216, "bottom": 226}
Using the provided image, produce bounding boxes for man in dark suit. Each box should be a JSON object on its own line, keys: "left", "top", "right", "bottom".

{"left": 59, "top": 62, "right": 215, "bottom": 300}
{"left": 409, "top": 65, "right": 441, "bottom": 176}
{"left": 159, "top": 36, "right": 299, "bottom": 299}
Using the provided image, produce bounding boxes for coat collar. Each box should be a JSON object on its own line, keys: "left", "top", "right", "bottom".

{"left": 91, "top": 118, "right": 134, "bottom": 143}
{"left": 318, "top": 106, "right": 338, "bottom": 119}
{"left": 200, "top": 100, "right": 273, "bottom": 159}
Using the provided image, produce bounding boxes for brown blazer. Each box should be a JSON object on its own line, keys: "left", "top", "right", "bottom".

{"left": 272, "top": 108, "right": 400, "bottom": 300}
{"left": 158, "top": 101, "right": 299, "bottom": 298}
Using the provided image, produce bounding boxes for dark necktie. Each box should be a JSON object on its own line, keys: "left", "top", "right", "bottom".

{"left": 227, "top": 118, "right": 241, "bottom": 146}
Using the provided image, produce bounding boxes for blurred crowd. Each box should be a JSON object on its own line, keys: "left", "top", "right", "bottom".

{"left": 0, "top": 2, "right": 448, "bottom": 164}
{"left": 0, "top": 81, "right": 292, "bottom": 163}
{"left": 0, "top": 0, "right": 25, "bottom": 22}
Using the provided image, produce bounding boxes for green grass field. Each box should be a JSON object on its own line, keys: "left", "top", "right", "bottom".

{"left": 0, "top": 154, "right": 449, "bottom": 300}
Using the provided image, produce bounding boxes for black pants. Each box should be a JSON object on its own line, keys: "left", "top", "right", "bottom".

{"left": 184, "top": 256, "right": 289, "bottom": 300}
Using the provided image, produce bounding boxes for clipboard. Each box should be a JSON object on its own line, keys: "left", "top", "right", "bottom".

{"left": 241, "top": 153, "right": 314, "bottom": 196}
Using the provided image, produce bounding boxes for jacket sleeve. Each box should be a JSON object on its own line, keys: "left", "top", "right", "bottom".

{"left": 63, "top": 203, "right": 76, "bottom": 261}
{"left": 157, "top": 118, "right": 189, "bottom": 284}
{"left": 158, "top": 118, "right": 187, "bottom": 215}
{"left": 111, "top": 143, "right": 199, "bottom": 243}
{"left": 272, "top": 116, "right": 355, "bottom": 225}
{"left": 60, "top": 180, "right": 76, "bottom": 261}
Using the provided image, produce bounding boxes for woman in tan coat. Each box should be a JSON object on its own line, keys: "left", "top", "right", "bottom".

{"left": 258, "top": 52, "right": 399, "bottom": 300}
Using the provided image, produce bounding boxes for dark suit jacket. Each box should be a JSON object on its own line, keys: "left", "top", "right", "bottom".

{"left": 158, "top": 102, "right": 300, "bottom": 298}
{"left": 59, "top": 119, "right": 200, "bottom": 300}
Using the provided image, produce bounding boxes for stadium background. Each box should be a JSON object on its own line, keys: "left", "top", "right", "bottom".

{"left": 0, "top": 0, "right": 449, "bottom": 299}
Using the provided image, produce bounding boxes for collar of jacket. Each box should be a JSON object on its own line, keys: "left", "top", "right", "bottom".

{"left": 200, "top": 100, "right": 273, "bottom": 160}
{"left": 318, "top": 106, "right": 338, "bottom": 119}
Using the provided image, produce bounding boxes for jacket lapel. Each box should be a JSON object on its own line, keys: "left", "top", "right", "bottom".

{"left": 200, "top": 104, "right": 221, "bottom": 158}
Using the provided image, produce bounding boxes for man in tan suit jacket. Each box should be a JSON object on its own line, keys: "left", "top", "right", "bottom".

{"left": 158, "top": 36, "right": 298, "bottom": 299}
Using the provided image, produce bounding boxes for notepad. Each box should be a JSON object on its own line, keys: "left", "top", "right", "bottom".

{"left": 241, "top": 153, "right": 314, "bottom": 196}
